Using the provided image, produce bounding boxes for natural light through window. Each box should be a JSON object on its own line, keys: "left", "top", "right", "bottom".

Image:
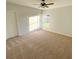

{"left": 29, "top": 16, "right": 40, "bottom": 31}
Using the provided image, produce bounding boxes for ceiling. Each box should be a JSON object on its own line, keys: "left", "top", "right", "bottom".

{"left": 6, "top": 0, "right": 72, "bottom": 10}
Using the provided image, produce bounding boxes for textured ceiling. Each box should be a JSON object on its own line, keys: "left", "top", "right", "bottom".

{"left": 6, "top": 0, "right": 72, "bottom": 10}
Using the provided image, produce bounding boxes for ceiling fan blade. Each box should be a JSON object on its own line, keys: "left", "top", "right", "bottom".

{"left": 46, "top": 3, "right": 54, "bottom": 5}
{"left": 45, "top": 5, "right": 48, "bottom": 8}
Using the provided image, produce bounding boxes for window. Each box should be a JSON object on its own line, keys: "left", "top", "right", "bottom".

{"left": 29, "top": 16, "right": 40, "bottom": 31}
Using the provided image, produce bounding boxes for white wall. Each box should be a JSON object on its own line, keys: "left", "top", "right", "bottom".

{"left": 6, "top": 2, "right": 41, "bottom": 38}
{"left": 42, "top": 6, "right": 72, "bottom": 37}
{"left": 6, "top": 3, "right": 72, "bottom": 38}
{"left": 6, "top": 11, "right": 18, "bottom": 39}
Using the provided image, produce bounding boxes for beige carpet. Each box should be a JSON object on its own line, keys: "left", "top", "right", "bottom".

{"left": 6, "top": 30, "right": 72, "bottom": 59}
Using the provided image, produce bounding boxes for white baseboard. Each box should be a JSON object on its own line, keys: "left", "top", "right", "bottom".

{"left": 42, "top": 28, "right": 72, "bottom": 37}
{"left": 6, "top": 35, "right": 19, "bottom": 40}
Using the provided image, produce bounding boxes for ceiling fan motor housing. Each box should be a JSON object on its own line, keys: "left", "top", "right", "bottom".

{"left": 42, "top": 0, "right": 45, "bottom": 1}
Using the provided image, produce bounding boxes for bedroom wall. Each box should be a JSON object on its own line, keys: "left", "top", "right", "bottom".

{"left": 6, "top": 2, "right": 41, "bottom": 39}
{"left": 42, "top": 6, "right": 72, "bottom": 37}
{"left": 6, "top": 11, "right": 18, "bottom": 39}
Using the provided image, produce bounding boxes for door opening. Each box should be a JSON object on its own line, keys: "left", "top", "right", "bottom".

{"left": 29, "top": 16, "right": 40, "bottom": 32}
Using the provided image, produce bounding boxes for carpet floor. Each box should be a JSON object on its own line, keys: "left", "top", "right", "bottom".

{"left": 6, "top": 30, "right": 72, "bottom": 59}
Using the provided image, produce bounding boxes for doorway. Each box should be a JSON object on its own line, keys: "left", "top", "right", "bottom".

{"left": 29, "top": 16, "right": 40, "bottom": 32}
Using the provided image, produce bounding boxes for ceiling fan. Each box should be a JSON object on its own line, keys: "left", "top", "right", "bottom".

{"left": 33, "top": 0, "right": 54, "bottom": 8}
